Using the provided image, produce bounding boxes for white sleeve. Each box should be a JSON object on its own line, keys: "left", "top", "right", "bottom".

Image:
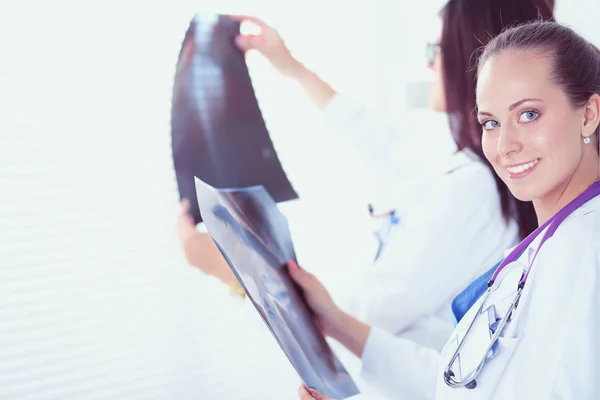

{"left": 322, "top": 94, "right": 414, "bottom": 185}
{"left": 361, "top": 326, "right": 440, "bottom": 399}
{"left": 341, "top": 164, "right": 515, "bottom": 334}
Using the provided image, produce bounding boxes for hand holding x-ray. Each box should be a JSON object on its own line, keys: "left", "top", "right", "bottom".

{"left": 194, "top": 177, "right": 359, "bottom": 399}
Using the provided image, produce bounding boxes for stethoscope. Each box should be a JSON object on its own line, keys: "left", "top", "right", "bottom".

{"left": 368, "top": 203, "right": 400, "bottom": 262}
{"left": 443, "top": 180, "right": 600, "bottom": 389}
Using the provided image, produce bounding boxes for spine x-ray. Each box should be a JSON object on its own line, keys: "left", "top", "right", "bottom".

{"left": 171, "top": 14, "right": 297, "bottom": 224}
{"left": 195, "top": 177, "right": 359, "bottom": 399}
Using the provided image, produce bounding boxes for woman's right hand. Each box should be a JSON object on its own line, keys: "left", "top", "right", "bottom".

{"left": 230, "top": 15, "right": 302, "bottom": 77}
{"left": 231, "top": 15, "right": 336, "bottom": 110}
{"left": 288, "top": 260, "right": 343, "bottom": 336}
{"left": 298, "top": 384, "right": 334, "bottom": 400}
{"left": 289, "top": 260, "right": 373, "bottom": 357}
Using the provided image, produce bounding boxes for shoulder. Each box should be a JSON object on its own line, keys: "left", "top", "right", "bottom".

{"left": 410, "top": 153, "right": 512, "bottom": 239}
{"left": 435, "top": 151, "right": 499, "bottom": 206}
{"left": 548, "top": 195, "right": 600, "bottom": 256}
{"left": 445, "top": 150, "right": 494, "bottom": 184}
{"left": 527, "top": 196, "right": 600, "bottom": 312}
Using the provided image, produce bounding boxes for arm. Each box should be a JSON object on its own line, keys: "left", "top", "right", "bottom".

{"left": 231, "top": 15, "right": 336, "bottom": 111}
{"left": 175, "top": 200, "right": 237, "bottom": 286}
{"left": 287, "top": 260, "right": 371, "bottom": 357}
{"left": 360, "top": 326, "right": 440, "bottom": 399}
{"left": 286, "top": 60, "right": 336, "bottom": 111}
{"left": 231, "top": 15, "right": 414, "bottom": 185}
{"left": 180, "top": 232, "right": 237, "bottom": 286}
{"left": 288, "top": 261, "right": 440, "bottom": 399}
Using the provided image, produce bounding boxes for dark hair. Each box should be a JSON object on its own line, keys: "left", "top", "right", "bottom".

{"left": 478, "top": 21, "right": 600, "bottom": 139}
{"left": 440, "top": 0, "right": 555, "bottom": 238}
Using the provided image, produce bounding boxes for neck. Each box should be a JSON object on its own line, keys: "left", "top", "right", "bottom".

{"left": 534, "top": 153, "right": 600, "bottom": 225}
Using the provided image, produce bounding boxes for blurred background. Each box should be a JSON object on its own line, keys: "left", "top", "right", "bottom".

{"left": 0, "top": 0, "right": 598, "bottom": 399}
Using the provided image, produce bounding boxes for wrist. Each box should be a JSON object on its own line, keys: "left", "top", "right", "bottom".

{"left": 322, "top": 307, "right": 348, "bottom": 339}
{"left": 323, "top": 308, "right": 371, "bottom": 359}
{"left": 280, "top": 56, "right": 306, "bottom": 78}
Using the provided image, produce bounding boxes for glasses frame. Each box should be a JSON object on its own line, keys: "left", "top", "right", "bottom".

{"left": 426, "top": 42, "right": 441, "bottom": 64}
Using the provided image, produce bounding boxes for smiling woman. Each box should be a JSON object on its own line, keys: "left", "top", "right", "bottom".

{"left": 476, "top": 22, "right": 600, "bottom": 225}
{"left": 295, "top": 20, "right": 600, "bottom": 400}
{"left": 435, "top": 21, "right": 600, "bottom": 398}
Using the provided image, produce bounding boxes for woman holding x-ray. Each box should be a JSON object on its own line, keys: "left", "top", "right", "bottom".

{"left": 176, "top": 0, "right": 553, "bottom": 396}
{"left": 296, "top": 20, "right": 600, "bottom": 399}
{"left": 178, "top": 0, "right": 551, "bottom": 340}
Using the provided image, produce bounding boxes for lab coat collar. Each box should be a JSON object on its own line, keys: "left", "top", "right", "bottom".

{"left": 452, "top": 194, "right": 600, "bottom": 324}
{"left": 514, "top": 195, "right": 599, "bottom": 268}
{"left": 443, "top": 149, "right": 480, "bottom": 175}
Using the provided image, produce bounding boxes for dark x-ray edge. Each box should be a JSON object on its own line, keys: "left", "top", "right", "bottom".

{"left": 194, "top": 177, "right": 359, "bottom": 399}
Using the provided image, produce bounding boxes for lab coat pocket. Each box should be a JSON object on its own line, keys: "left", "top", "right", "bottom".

{"left": 437, "top": 335, "right": 521, "bottom": 400}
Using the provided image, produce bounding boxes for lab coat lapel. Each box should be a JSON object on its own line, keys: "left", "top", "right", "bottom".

{"left": 437, "top": 266, "right": 523, "bottom": 399}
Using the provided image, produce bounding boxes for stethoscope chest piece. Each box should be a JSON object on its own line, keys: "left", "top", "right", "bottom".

{"left": 444, "top": 180, "right": 600, "bottom": 390}
{"left": 444, "top": 261, "right": 525, "bottom": 389}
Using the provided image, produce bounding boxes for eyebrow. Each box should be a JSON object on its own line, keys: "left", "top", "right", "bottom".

{"left": 477, "top": 98, "right": 544, "bottom": 118}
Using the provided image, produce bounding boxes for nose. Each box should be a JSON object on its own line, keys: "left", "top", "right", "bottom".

{"left": 497, "top": 125, "right": 522, "bottom": 157}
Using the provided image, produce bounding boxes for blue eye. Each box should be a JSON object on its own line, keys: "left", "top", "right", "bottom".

{"left": 519, "top": 110, "right": 539, "bottom": 123}
{"left": 482, "top": 120, "right": 500, "bottom": 130}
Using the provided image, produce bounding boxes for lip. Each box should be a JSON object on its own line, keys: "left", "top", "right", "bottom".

{"left": 503, "top": 158, "right": 541, "bottom": 179}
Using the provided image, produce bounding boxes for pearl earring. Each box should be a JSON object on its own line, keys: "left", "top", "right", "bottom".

{"left": 584, "top": 136, "right": 591, "bottom": 144}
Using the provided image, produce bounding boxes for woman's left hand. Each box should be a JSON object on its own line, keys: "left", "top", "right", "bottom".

{"left": 175, "top": 199, "right": 236, "bottom": 285}
{"left": 297, "top": 384, "right": 335, "bottom": 400}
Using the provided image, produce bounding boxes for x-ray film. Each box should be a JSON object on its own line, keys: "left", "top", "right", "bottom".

{"left": 195, "top": 177, "right": 359, "bottom": 399}
{"left": 171, "top": 14, "right": 297, "bottom": 224}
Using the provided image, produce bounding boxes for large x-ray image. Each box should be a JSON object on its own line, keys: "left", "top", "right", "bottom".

{"left": 171, "top": 14, "right": 297, "bottom": 224}
{"left": 195, "top": 177, "right": 359, "bottom": 399}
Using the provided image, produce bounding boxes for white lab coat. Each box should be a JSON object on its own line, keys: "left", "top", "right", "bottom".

{"left": 322, "top": 94, "right": 519, "bottom": 398}
{"left": 323, "top": 95, "right": 519, "bottom": 338}
{"left": 361, "top": 194, "right": 600, "bottom": 399}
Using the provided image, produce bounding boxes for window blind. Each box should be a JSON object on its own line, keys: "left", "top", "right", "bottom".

{"left": 0, "top": 1, "right": 379, "bottom": 399}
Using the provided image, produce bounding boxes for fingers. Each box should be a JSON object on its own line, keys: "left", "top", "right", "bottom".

{"left": 177, "top": 199, "right": 195, "bottom": 226}
{"left": 297, "top": 384, "right": 315, "bottom": 400}
{"left": 287, "top": 259, "right": 313, "bottom": 288}
{"left": 308, "top": 388, "right": 328, "bottom": 400}
{"left": 288, "top": 259, "right": 300, "bottom": 270}
{"left": 297, "top": 384, "right": 329, "bottom": 400}
{"left": 288, "top": 260, "right": 317, "bottom": 280}
{"left": 234, "top": 34, "right": 262, "bottom": 52}
{"left": 180, "top": 199, "right": 190, "bottom": 214}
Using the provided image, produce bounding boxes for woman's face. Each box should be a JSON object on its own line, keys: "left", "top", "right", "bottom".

{"left": 427, "top": 21, "right": 446, "bottom": 112}
{"left": 477, "top": 50, "right": 597, "bottom": 203}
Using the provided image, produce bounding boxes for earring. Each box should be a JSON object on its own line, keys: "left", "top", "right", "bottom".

{"left": 584, "top": 136, "right": 591, "bottom": 144}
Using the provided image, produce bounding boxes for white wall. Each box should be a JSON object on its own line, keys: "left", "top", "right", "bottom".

{"left": 556, "top": 0, "right": 600, "bottom": 46}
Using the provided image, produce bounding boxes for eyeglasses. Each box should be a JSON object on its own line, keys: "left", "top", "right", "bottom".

{"left": 426, "top": 42, "right": 441, "bottom": 64}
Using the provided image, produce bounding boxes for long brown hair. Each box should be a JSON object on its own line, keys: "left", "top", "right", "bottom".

{"left": 439, "top": 0, "right": 554, "bottom": 238}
